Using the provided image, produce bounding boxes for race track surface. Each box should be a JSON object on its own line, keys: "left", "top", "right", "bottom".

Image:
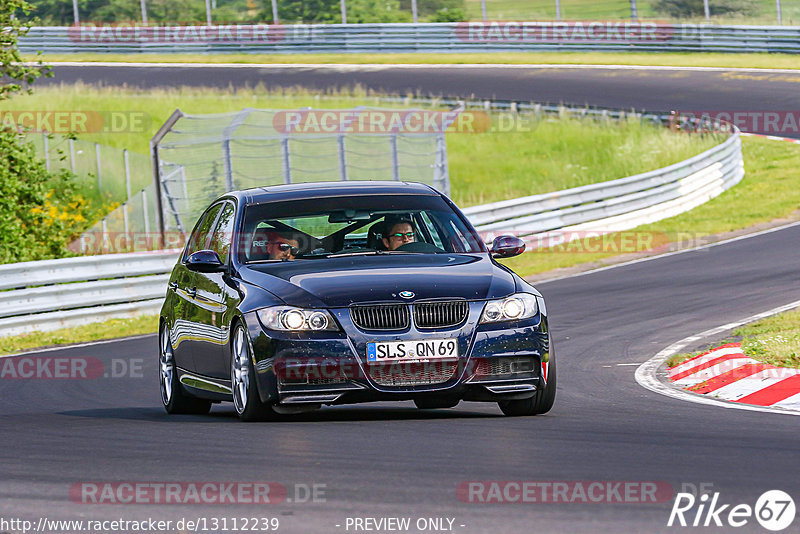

{"left": 3, "top": 64, "right": 799, "bottom": 533}
{"left": 41, "top": 63, "right": 800, "bottom": 137}
{"left": 3, "top": 224, "right": 800, "bottom": 533}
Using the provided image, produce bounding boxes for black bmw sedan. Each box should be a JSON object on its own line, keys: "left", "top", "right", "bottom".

{"left": 159, "top": 181, "right": 555, "bottom": 421}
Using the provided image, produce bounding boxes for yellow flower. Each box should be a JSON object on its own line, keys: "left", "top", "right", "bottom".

{"left": 30, "top": 207, "right": 43, "bottom": 215}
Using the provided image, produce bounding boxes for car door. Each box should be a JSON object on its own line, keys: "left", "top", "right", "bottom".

{"left": 171, "top": 203, "right": 223, "bottom": 374}
{"left": 191, "top": 201, "right": 240, "bottom": 379}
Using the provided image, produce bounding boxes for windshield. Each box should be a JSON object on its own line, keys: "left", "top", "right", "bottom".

{"left": 238, "top": 194, "right": 485, "bottom": 262}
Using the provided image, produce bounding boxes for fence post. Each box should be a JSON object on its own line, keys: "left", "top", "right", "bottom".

{"left": 341, "top": 0, "right": 347, "bottom": 23}
{"left": 43, "top": 131, "right": 50, "bottom": 172}
{"left": 123, "top": 149, "right": 131, "bottom": 236}
{"left": 776, "top": 0, "right": 782, "bottom": 24}
{"left": 338, "top": 135, "right": 348, "bottom": 181}
{"left": 69, "top": 138, "right": 76, "bottom": 173}
{"left": 411, "top": 0, "right": 418, "bottom": 23}
{"left": 142, "top": 189, "right": 151, "bottom": 236}
{"left": 95, "top": 143, "right": 102, "bottom": 191}
{"left": 433, "top": 134, "right": 450, "bottom": 198}
{"left": 271, "top": 0, "right": 279, "bottom": 23}
{"left": 390, "top": 134, "right": 400, "bottom": 181}
{"left": 281, "top": 137, "right": 292, "bottom": 184}
{"left": 481, "top": 0, "right": 487, "bottom": 21}
{"left": 221, "top": 139, "right": 235, "bottom": 191}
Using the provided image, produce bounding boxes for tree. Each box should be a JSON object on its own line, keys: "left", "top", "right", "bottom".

{"left": 1, "top": 0, "right": 99, "bottom": 262}
{"left": 1, "top": 0, "right": 49, "bottom": 99}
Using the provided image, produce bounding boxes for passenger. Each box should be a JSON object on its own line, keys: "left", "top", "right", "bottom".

{"left": 382, "top": 218, "right": 416, "bottom": 251}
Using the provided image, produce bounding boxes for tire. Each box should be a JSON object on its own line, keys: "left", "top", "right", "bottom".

{"left": 414, "top": 398, "right": 460, "bottom": 410}
{"left": 498, "top": 352, "right": 556, "bottom": 417}
{"left": 231, "top": 323, "right": 277, "bottom": 422}
{"left": 159, "top": 324, "right": 212, "bottom": 415}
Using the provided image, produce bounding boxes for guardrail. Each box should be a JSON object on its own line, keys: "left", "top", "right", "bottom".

{"left": 464, "top": 128, "right": 743, "bottom": 239}
{"left": 19, "top": 23, "right": 800, "bottom": 54}
{"left": 0, "top": 250, "right": 179, "bottom": 337}
{"left": 0, "top": 110, "right": 744, "bottom": 339}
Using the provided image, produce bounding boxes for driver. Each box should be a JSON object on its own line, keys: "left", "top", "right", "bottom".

{"left": 267, "top": 232, "right": 300, "bottom": 260}
{"left": 382, "top": 218, "right": 416, "bottom": 251}
{"left": 250, "top": 230, "right": 300, "bottom": 261}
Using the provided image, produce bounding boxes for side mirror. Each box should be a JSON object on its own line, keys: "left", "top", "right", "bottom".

{"left": 490, "top": 235, "right": 526, "bottom": 259}
{"left": 185, "top": 250, "right": 225, "bottom": 273}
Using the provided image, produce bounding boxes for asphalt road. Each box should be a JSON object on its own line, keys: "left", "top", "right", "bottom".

{"left": 3, "top": 224, "right": 800, "bottom": 533}
{"left": 41, "top": 63, "right": 800, "bottom": 137}
{"left": 2, "top": 64, "right": 799, "bottom": 533}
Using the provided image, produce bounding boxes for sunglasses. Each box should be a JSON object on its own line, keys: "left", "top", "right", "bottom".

{"left": 389, "top": 232, "right": 415, "bottom": 239}
{"left": 274, "top": 243, "right": 299, "bottom": 255}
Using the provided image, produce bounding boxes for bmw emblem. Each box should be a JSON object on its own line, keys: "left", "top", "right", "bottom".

{"left": 399, "top": 291, "right": 415, "bottom": 299}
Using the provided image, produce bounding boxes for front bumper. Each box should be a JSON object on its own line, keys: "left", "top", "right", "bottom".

{"left": 243, "top": 301, "right": 550, "bottom": 407}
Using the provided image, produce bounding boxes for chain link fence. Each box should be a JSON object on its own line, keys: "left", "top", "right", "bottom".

{"left": 73, "top": 106, "right": 451, "bottom": 253}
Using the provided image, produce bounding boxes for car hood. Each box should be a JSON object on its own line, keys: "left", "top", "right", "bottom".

{"left": 239, "top": 254, "right": 517, "bottom": 308}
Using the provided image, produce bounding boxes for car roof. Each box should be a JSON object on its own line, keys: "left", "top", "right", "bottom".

{"left": 226, "top": 181, "right": 440, "bottom": 205}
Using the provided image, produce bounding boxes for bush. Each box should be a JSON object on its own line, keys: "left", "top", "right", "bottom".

{"left": 0, "top": 130, "right": 104, "bottom": 263}
{"left": 428, "top": 6, "right": 466, "bottom": 21}
{"left": 397, "top": 0, "right": 465, "bottom": 19}
{"left": 654, "top": 0, "right": 756, "bottom": 18}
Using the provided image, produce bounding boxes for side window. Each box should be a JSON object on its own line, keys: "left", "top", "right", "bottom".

{"left": 417, "top": 211, "right": 444, "bottom": 248}
{"left": 184, "top": 204, "right": 223, "bottom": 260}
{"left": 209, "top": 203, "right": 235, "bottom": 264}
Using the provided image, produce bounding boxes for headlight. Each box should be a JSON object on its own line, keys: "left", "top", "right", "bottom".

{"left": 480, "top": 293, "right": 539, "bottom": 324}
{"left": 257, "top": 307, "right": 339, "bottom": 332}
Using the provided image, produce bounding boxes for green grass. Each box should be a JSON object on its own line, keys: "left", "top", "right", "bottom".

{"left": 737, "top": 308, "right": 800, "bottom": 368}
{"left": 26, "top": 51, "right": 800, "bottom": 70}
{"left": 0, "top": 314, "right": 158, "bottom": 355}
{"left": 8, "top": 84, "right": 723, "bottom": 209}
{"left": 499, "top": 135, "right": 800, "bottom": 276}
{"left": 462, "top": 0, "right": 798, "bottom": 24}
{"left": 666, "top": 307, "right": 800, "bottom": 369}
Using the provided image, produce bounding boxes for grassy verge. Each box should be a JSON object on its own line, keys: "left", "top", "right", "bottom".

{"left": 666, "top": 307, "right": 800, "bottom": 369}
{"left": 737, "top": 308, "right": 800, "bottom": 368}
{"left": 0, "top": 314, "right": 158, "bottom": 355}
{"left": 7, "top": 84, "right": 723, "bottom": 208}
{"left": 499, "top": 136, "right": 800, "bottom": 276}
{"left": 26, "top": 51, "right": 800, "bottom": 70}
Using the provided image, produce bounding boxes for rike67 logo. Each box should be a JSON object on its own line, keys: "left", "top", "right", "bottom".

{"left": 668, "top": 490, "right": 796, "bottom": 531}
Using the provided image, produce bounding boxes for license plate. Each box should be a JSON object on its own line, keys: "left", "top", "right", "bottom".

{"left": 367, "top": 339, "right": 458, "bottom": 363}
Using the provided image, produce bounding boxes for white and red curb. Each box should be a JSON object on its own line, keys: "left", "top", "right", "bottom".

{"left": 635, "top": 298, "right": 800, "bottom": 416}
{"left": 667, "top": 343, "right": 800, "bottom": 410}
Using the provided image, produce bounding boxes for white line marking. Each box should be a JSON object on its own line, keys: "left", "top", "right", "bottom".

{"left": 634, "top": 299, "right": 800, "bottom": 416}
{"left": 616, "top": 363, "right": 643, "bottom": 366}
{"left": 0, "top": 333, "right": 156, "bottom": 359}
{"left": 42, "top": 62, "right": 800, "bottom": 74}
{"left": 536, "top": 220, "right": 800, "bottom": 285}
